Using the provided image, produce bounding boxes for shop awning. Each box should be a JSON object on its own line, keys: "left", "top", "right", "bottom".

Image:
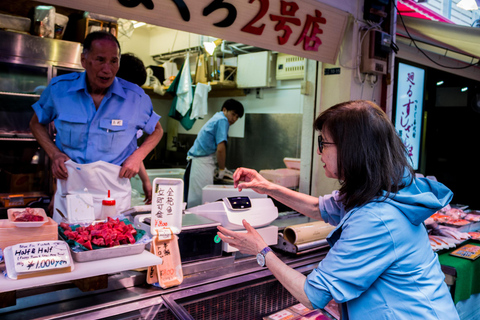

{"left": 397, "top": 0, "right": 454, "bottom": 23}
{"left": 396, "top": 15, "right": 480, "bottom": 62}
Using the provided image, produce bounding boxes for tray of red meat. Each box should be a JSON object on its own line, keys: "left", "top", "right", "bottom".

{"left": 468, "top": 232, "right": 480, "bottom": 241}
{"left": 7, "top": 208, "right": 48, "bottom": 227}
{"left": 58, "top": 217, "right": 147, "bottom": 262}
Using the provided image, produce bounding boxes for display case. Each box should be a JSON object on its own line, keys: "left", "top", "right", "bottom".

{"left": 0, "top": 30, "right": 83, "bottom": 214}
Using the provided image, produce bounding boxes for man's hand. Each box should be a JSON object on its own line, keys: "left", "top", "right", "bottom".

{"left": 52, "top": 152, "right": 70, "bottom": 180}
{"left": 215, "top": 168, "right": 226, "bottom": 180}
{"left": 142, "top": 180, "right": 152, "bottom": 204}
{"left": 120, "top": 153, "right": 142, "bottom": 179}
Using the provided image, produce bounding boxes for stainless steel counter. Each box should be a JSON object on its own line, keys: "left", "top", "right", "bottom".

{"left": 0, "top": 245, "right": 329, "bottom": 319}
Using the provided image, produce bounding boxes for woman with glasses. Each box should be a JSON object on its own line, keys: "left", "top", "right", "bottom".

{"left": 217, "top": 100, "right": 459, "bottom": 320}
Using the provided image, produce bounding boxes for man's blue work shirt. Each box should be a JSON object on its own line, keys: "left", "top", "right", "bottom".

{"left": 32, "top": 72, "right": 161, "bottom": 165}
{"left": 187, "top": 111, "right": 229, "bottom": 157}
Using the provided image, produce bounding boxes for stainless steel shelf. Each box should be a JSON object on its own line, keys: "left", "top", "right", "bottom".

{"left": 0, "top": 91, "right": 41, "bottom": 98}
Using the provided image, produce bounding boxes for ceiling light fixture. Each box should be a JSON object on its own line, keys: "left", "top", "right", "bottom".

{"left": 132, "top": 21, "right": 146, "bottom": 28}
{"left": 436, "top": 81, "right": 444, "bottom": 86}
{"left": 203, "top": 39, "right": 223, "bottom": 55}
{"left": 457, "top": 0, "right": 480, "bottom": 11}
{"left": 461, "top": 87, "right": 469, "bottom": 92}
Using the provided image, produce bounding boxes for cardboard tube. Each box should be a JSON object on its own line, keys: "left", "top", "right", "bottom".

{"left": 283, "top": 221, "right": 335, "bottom": 245}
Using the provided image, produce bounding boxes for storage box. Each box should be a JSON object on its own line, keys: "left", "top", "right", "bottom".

{"left": 0, "top": 217, "right": 58, "bottom": 250}
{"left": 0, "top": 13, "right": 31, "bottom": 32}
{"left": 259, "top": 169, "right": 300, "bottom": 188}
{"left": 284, "top": 157, "right": 300, "bottom": 170}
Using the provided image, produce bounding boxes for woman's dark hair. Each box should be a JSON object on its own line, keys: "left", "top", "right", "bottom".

{"left": 314, "top": 100, "right": 414, "bottom": 211}
{"left": 83, "top": 31, "right": 121, "bottom": 55}
{"left": 221, "top": 99, "right": 244, "bottom": 118}
{"left": 117, "top": 53, "right": 147, "bottom": 86}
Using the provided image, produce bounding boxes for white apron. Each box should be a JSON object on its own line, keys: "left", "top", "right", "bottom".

{"left": 187, "top": 155, "right": 215, "bottom": 208}
{"left": 53, "top": 160, "right": 131, "bottom": 223}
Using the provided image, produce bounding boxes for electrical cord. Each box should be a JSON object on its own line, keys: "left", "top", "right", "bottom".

{"left": 394, "top": 1, "right": 479, "bottom": 69}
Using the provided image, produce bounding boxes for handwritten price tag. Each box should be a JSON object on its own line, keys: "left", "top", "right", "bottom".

{"left": 11, "top": 241, "right": 72, "bottom": 274}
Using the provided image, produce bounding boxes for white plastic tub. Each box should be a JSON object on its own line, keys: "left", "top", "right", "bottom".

{"left": 259, "top": 168, "right": 300, "bottom": 188}
{"left": 0, "top": 13, "right": 31, "bottom": 32}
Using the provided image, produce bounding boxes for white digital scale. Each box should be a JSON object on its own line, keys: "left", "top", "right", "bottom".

{"left": 185, "top": 196, "right": 279, "bottom": 252}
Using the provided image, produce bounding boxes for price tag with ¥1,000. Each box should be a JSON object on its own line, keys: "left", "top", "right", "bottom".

{"left": 4, "top": 240, "right": 73, "bottom": 279}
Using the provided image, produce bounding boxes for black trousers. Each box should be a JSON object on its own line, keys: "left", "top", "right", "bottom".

{"left": 183, "top": 159, "right": 192, "bottom": 204}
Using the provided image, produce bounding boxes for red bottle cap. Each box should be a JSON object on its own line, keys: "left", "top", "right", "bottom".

{"left": 102, "top": 190, "right": 116, "bottom": 206}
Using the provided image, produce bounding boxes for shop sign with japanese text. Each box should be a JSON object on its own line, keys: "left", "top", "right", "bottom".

{"left": 394, "top": 62, "right": 425, "bottom": 170}
{"left": 40, "top": 0, "right": 349, "bottom": 63}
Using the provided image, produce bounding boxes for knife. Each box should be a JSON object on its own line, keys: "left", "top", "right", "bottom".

{"left": 56, "top": 208, "right": 67, "bottom": 220}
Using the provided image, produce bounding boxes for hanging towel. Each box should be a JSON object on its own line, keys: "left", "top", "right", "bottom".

{"left": 190, "top": 82, "right": 211, "bottom": 120}
{"left": 175, "top": 53, "right": 193, "bottom": 116}
{"left": 168, "top": 63, "right": 196, "bottom": 130}
{"left": 163, "top": 61, "right": 179, "bottom": 83}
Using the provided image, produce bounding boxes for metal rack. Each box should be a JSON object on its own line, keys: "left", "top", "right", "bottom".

{"left": 0, "top": 30, "right": 83, "bottom": 207}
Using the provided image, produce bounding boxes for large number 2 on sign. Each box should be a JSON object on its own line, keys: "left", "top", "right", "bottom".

{"left": 241, "top": 0, "right": 269, "bottom": 35}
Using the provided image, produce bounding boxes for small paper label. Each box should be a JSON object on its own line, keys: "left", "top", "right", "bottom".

{"left": 111, "top": 119, "right": 123, "bottom": 126}
{"left": 156, "top": 228, "right": 173, "bottom": 240}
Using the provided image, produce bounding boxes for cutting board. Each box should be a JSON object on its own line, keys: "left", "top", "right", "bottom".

{"left": 0, "top": 217, "right": 58, "bottom": 250}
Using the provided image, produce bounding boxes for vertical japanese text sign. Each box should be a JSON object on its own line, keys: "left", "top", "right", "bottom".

{"left": 41, "top": 0, "right": 350, "bottom": 63}
{"left": 394, "top": 62, "right": 425, "bottom": 170}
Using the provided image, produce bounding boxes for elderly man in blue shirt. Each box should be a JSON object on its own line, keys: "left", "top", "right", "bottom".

{"left": 30, "top": 31, "right": 163, "bottom": 221}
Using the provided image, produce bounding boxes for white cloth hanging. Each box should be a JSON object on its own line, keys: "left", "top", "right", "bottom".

{"left": 190, "top": 82, "right": 211, "bottom": 120}
{"left": 163, "top": 61, "right": 179, "bottom": 82}
{"left": 175, "top": 53, "right": 193, "bottom": 116}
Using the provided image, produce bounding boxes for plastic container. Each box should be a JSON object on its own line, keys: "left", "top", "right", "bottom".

{"left": 259, "top": 168, "right": 300, "bottom": 188}
{"left": 283, "top": 157, "right": 301, "bottom": 170}
{"left": 0, "top": 13, "right": 31, "bottom": 32}
{"left": 7, "top": 208, "right": 48, "bottom": 227}
{"left": 33, "top": 6, "right": 56, "bottom": 38}
{"left": 54, "top": 13, "right": 69, "bottom": 39}
{"left": 101, "top": 190, "right": 116, "bottom": 220}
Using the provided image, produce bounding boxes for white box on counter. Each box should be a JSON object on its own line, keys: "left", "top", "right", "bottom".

{"left": 259, "top": 169, "right": 300, "bottom": 188}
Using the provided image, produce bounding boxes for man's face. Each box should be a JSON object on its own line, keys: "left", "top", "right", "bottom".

{"left": 223, "top": 109, "right": 240, "bottom": 125}
{"left": 81, "top": 39, "right": 120, "bottom": 93}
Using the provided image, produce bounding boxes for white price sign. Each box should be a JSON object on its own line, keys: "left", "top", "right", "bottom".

{"left": 9, "top": 241, "right": 72, "bottom": 274}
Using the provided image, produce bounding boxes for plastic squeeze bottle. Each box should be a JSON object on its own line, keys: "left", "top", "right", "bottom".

{"left": 101, "top": 190, "right": 116, "bottom": 219}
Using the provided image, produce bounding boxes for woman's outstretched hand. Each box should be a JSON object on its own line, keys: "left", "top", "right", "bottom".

{"left": 233, "top": 167, "right": 272, "bottom": 194}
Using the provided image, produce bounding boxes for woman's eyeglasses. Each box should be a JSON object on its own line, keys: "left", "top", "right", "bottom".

{"left": 318, "top": 135, "right": 335, "bottom": 153}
